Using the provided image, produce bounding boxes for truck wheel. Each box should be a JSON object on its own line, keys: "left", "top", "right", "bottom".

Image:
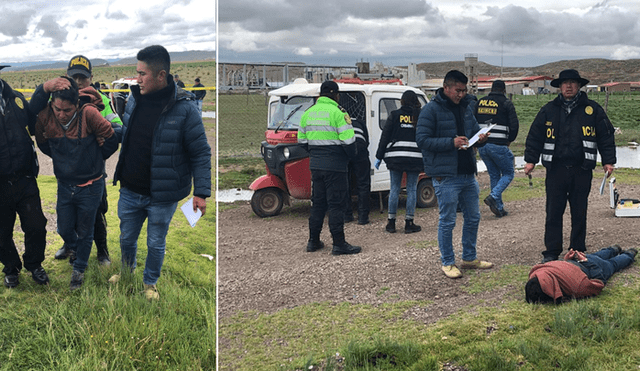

{"left": 251, "top": 188, "right": 284, "bottom": 217}
{"left": 416, "top": 178, "right": 437, "bottom": 208}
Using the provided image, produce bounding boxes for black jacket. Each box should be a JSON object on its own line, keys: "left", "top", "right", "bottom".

{"left": 0, "top": 80, "right": 38, "bottom": 177}
{"left": 376, "top": 105, "right": 423, "bottom": 173}
{"left": 474, "top": 91, "right": 519, "bottom": 145}
{"left": 525, "top": 92, "right": 616, "bottom": 169}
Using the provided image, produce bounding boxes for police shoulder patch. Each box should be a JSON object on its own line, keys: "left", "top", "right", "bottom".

{"left": 585, "top": 106, "right": 593, "bottom": 115}
{"left": 15, "top": 97, "right": 24, "bottom": 110}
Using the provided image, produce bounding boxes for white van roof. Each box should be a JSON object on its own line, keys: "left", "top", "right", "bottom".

{"left": 269, "top": 80, "right": 424, "bottom": 98}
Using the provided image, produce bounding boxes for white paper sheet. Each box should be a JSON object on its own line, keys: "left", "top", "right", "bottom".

{"left": 465, "top": 123, "right": 496, "bottom": 148}
{"left": 181, "top": 197, "right": 202, "bottom": 228}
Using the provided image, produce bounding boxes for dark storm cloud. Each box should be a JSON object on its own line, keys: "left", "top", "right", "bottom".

{"left": 467, "top": 4, "right": 640, "bottom": 48}
{"left": 101, "top": 4, "right": 214, "bottom": 49}
{"left": 36, "top": 15, "right": 68, "bottom": 47}
{"left": 105, "top": 10, "right": 129, "bottom": 20}
{"left": 220, "top": 0, "right": 439, "bottom": 33}
{"left": 0, "top": 8, "right": 35, "bottom": 37}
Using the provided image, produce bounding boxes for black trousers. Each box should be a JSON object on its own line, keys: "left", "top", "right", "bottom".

{"left": 543, "top": 165, "right": 592, "bottom": 259}
{"left": 0, "top": 176, "right": 47, "bottom": 275}
{"left": 345, "top": 154, "right": 371, "bottom": 220}
{"left": 309, "top": 170, "right": 348, "bottom": 245}
{"left": 93, "top": 183, "right": 108, "bottom": 247}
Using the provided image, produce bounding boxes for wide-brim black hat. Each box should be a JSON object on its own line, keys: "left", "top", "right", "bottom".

{"left": 550, "top": 69, "right": 589, "bottom": 88}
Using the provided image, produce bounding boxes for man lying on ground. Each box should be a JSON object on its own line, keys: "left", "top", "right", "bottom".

{"left": 525, "top": 245, "right": 637, "bottom": 304}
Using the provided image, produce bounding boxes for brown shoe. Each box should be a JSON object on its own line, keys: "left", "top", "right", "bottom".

{"left": 461, "top": 259, "right": 493, "bottom": 269}
{"left": 144, "top": 284, "right": 160, "bottom": 300}
{"left": 442, "top": 265, "right": 462, "bottom": 278}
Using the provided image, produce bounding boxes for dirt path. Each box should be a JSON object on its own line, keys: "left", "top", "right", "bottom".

{"left": 218, "top": 172, "right": 640, "bottom": 320}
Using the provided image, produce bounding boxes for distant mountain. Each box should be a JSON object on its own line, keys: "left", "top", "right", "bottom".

{"left": 415, "top": 58, "right": 640, "bottom": 85}
{"left": 2, "top": 50, "right": 214, "bottom": 72}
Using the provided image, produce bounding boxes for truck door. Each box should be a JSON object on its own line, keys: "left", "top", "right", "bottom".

{"left": 369, "top": 92, "right": 403, "bottom": 192}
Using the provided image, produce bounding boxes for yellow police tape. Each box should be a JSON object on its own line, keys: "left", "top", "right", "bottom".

{"left": 16, "top": 87, "right": 216, "bottom": 93}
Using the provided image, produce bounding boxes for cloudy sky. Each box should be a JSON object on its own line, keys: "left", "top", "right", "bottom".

{"left": 0, "top": 0, "right": 215, "bottom": 63}
{"left": 219, "top": 0, "right": 640, "bottom": 67}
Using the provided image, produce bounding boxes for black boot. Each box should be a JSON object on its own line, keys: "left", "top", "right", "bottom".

{"left": 357, "top": 211, "right": 370, "bottom": 225}
{"left": 306, "top": 239, "right": 325, "bottom": 252}
{"left": 331, "top": 241, "right": 362, "bottom": 255}
{"left": 54, "top": 244, "right": 70, "bottom": 260}
{"left": 404, "top": 219, "right": 422, "bottom": 234}
{"left": 96, "top": 240, "right": 111, "bottom": 265}
{"left": 385, "top": 218, "right": 396, "bottom": 233}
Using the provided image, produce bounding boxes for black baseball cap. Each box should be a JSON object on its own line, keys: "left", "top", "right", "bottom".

{"left": 67, "top": 55, "right": 92, "bottom": 78}
{"left": 320, "top": 81, "right": 339, "bottom": 96}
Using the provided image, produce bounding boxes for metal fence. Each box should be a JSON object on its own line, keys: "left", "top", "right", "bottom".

{"left": 218, "top": 89, "right": 271, "bottom": 158}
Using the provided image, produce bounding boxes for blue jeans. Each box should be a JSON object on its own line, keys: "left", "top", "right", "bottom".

{"left": 196, "top": 100, "right": 203, "bottom": 115}
{"left": 57, "top": 178, "right": 104, "bottom": 273}
{"left": 582, "top": 247, "right": 634, "bottom": 285}
{"left": 432, "top": 174, "right": 481, "bottom": 266}
{"left": 118, "top": 187, "right": 178, "bottom": 285}
{"left": 478, "top": 143, "right": 514, "bottom": 211}
{"left": 388, "top": 170, "right": 419, "bottom": 220}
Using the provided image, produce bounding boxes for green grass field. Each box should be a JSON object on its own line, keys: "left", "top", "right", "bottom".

{"left": 0, "top": 175, "right": 215, "bottom": 370}
{"left": 218, "top": 90, "right": 640, "bottom": 162}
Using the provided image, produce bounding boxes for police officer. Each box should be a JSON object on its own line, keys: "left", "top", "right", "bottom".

{"left": 0, "top": 77, "right": 49, "bottom": 288}
{"left": 344, "top": 117, "right": 371, "bottom": 225}
{"left": 524, "top": 69, "right": 616, "bottom": 263}
{"left": 474, "top": 80, "right": 519, "bottom": 217}
{"left": 298, "top": 81, "right": 361, "bottom": 255}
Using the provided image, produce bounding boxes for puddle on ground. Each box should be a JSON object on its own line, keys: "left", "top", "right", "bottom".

{"left": 219, "top": 147, "right": 640, "bottom": 203}
{"left": 217, "top": 188, "right": 253, "bottom": 203}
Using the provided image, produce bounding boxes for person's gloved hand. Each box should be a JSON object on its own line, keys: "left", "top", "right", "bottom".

{"left": 374, "top": 159, "right": 381, "bottom": 170}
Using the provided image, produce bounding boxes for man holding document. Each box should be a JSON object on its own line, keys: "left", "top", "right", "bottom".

{"left": 416, "top": 70, "right": 492, "bottom": 279}
{"left": 111, "top": 45, "right": 211, "bottom": 300}
{"left": 524, "top": 69, "right": 615, "bottom": 264}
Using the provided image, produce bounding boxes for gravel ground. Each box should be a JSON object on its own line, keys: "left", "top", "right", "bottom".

{"left": 218, "top": 171, "right": 640, "bottom": 319}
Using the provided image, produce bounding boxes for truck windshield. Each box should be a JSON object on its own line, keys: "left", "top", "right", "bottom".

{"left": 268, "top": 96, "right": 315, "bottom": 130}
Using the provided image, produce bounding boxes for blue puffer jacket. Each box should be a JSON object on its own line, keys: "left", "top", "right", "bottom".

{"left": 416, "top": 91, "right": 481, "bottom": 177}
{"left": 113, "top": 76, "right": 211, "bottom": 203}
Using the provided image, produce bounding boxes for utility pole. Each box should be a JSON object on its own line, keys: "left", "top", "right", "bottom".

{"left": 500, "top": 35, "right": 504, "bottom": 77}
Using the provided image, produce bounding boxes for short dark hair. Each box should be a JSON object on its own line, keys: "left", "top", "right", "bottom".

{"left": 195, "top": 78, "right": 200, "bottom": 83}
{"left": 137, "top": 45, "right": 171, "bottom": 76}
{"left": 525, "top": 277, "right": 555, "bottom": 304}
{"left": 444, "top": 70, "right": 468, "bottom": 86}
{"left": 51, "top": 76, "right": 79, "bottom": 104}
{"left": 491, "top": 80, "right": 506, "bottom": 92}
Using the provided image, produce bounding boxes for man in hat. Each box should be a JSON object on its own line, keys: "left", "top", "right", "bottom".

{"left": 416, "top": 70, "right": 493, "bottom": 279}
{"left": 524, "top": 69, "right": 616, "bottom": 263}
{"left": 474, "top": 80, "right": 519, "bottom": 217}
{"left": 298, "top": 81, "right": 361, "bottom": 255}
{"left": 30, "top": 55, "right": 123, "bottom": 266}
